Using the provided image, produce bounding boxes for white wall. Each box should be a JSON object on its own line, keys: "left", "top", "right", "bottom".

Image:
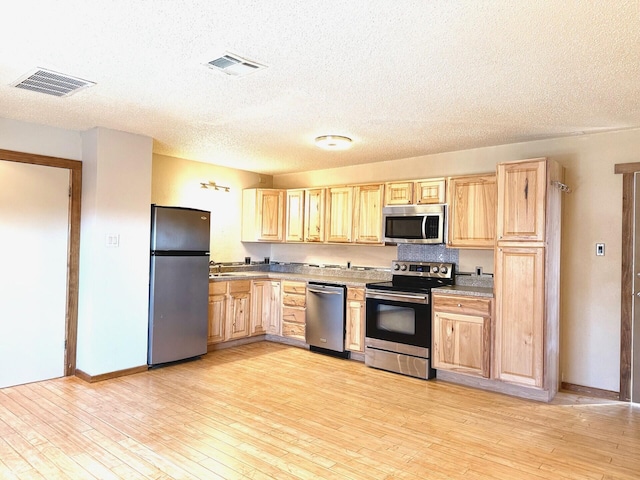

{"left": 274, "top": 129, "right": 635, "bottom": 392}
{"left": 76, "top": 127, "right": 153, "bottom": 375}
{"left": 0, "top": 117, "right": 82, "bottom": 159}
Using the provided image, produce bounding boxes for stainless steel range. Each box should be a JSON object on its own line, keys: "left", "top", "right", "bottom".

{"left": 365, "top": 260, "right": 454, "bottom": 379}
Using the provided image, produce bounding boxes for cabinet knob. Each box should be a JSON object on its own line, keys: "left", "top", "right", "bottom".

{"left": 457, "top": 303, "right": 462, "bottom": 307}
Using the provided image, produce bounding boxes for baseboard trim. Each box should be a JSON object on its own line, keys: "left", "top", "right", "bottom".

{"left": 207, "top": 335, "right": 265, "bottom": 352}
{"left": 75, "top": 365, "right": 148, "bottom": 383}
{"left": 560, "top": 382, "right": 620, "bottom": 400}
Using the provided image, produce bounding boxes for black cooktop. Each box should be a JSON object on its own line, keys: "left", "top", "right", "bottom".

{"left": 366, "top": 260, "right": 455, "bottom": 293}
{"left": 366, "top": 277, "right": 454, "bottom": 294}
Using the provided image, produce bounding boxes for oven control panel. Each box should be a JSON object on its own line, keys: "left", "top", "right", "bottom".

{"left": 391, "top": 260, "right": 454, "bottom": 279}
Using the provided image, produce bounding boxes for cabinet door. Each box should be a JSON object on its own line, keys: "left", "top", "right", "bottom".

{"left": 285, "top": 190, "right": 305, "bottom": 242}
{"left": 345, "top": 288, "right": 365, "bottom": 352}
{"left": 304, "top": 188, "right": 325, "bottom": 242}
{"left": 267, "top": 281, "right": 281, "bottom": 335}
{"left": 497, "top": 159, "right": 546, "bottom": 242}
{"left": 494, "top": 246, "right": 545, "bottom": 387}
{"left": 250, "top": 280, "right": 269, "bottom": 335}
{"left": 447, "top": 174, "right": 497, "bottom": 249}
{"left": 227, "top": 292, "right": 251, "bottom": 340}
{"left": 326, "top": 187, "right": 354, "bottom": 243}
{"left": 257, "top": 189, "right": 284, "bottom": 242}
{"left": 432, "top": 311, "right": 490, "bottom": 377}
{"left": 242, "top": 189, "right": 284, "bottom": 242}
{"left": 251, "top": 280, "right": 281, "bottom": 336}
{"left": 208, "top": 293, "right": 226, "bottom": 344}
{"left": 353, "top": 184, "right": 384, "bottom": 244}
{"left": 416, "top": 178, "right": 446, "bottom": 204}
{"left": 385, "top": 182, "right": 413, "bottom": 205}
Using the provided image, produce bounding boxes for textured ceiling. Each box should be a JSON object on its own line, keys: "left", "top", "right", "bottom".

{"left": 1, "top": 1, "right": 640, "bottom": 175}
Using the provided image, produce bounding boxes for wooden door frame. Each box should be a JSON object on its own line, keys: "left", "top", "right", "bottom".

{"left": 0, "top": 148, "right": 81, "bottom": 377}
{"left": 614, "top": 162, "right": 640, "bottom": 401}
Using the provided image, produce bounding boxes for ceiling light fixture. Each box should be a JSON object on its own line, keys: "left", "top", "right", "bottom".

{"left": 315, "top": 135, "right": 353, "bottom": 150}
{"left": 200, "top": 181, "right": 230, "bottom": 192}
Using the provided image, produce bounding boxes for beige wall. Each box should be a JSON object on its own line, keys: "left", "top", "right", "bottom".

{"left": 273, "top": 129, "right": 636, "bottom": 393}
{"left": 151, "top": 153, "right": 273, "bottom": 264}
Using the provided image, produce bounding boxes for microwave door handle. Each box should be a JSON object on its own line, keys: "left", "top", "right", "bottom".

{"left": 422, "top": 215, "right": 427, "bottom": 239}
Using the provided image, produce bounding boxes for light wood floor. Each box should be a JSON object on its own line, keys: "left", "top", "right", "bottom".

{"left": 1, "top": 342, "right": 639, "bottom": 480}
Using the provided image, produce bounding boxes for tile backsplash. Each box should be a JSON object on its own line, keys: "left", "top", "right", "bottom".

{"left": 397, "top": 244, "right": 459, "bottom": 264}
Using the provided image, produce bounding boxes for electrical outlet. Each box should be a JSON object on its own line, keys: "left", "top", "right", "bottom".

{"left": 596, "top": 243, "right": 605, "bottom": 256}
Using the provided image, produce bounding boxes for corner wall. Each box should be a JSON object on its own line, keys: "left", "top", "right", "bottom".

{"left": 76, "top": 127, "right": 153, "bottom": 375}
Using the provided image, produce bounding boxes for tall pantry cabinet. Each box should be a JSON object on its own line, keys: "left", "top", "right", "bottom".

{"left": 494, "top": 157, "right": 564, "bottom": 401}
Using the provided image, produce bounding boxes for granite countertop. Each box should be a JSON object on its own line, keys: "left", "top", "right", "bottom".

{"left": 431, "top": 285, "right": 494, "bottom": 298}
{"left": 209, "top": 264, "right": 495, "bottom": 294}
{"left": 209, "top": 271, "right": 376, "bottom": 288}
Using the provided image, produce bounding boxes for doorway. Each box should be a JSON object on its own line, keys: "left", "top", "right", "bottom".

{"left": 0, "top": 149, "right": 81, "bottom": 386}
{"left": 615, "top": 162, "right": 640, "bottom": 402}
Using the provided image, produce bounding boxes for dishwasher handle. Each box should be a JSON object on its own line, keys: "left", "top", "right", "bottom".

{"left": 308, "top": 287, "right": 343, "bottom": 295}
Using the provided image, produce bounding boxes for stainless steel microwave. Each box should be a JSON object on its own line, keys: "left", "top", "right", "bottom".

{"left": 382, "top": 204, "right": 445, "bottom": 244}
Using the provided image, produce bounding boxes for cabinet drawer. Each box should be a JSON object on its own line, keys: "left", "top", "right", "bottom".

{"left": 282, "top": 321, "right": 305, "bottom": 339}
{"left": 347, "top": 287, "right": 365, "bottom": 301}
{"left": 282, "top": 307, "right": 305, "bottom": 324}
{"left": 432, "top": 294, "right": 492, "bottom": 317}
{"left": 228, "top": 280, "right": 251, "bottom": 293}
{"left": 282, "top": 280, "right": 306, "bottom": 294}
{"left": 282, "top": 293, "right": 306, "bottom": 307}
{"left": 209, "top": 282, "right": 227, "bottom": 295}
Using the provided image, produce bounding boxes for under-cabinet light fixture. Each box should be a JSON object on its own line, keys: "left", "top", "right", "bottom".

{"left": 200, "top": 181, "right": 230, "bottom": 192}
{"left": 315, "top": 135, "right": 353, "bottom": 150}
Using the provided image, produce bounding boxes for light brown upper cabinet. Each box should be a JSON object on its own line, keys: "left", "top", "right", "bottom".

{"left": 353, "top": 184, "right": 384, "bottom": 244}
{"left": 447, "top": 174, "right": 497, "bottom": 249}
{"left": 384, "top": 178, "right": 445, "bottom": 206}
{"left": 285, "top": 189, "right": 305, "bottom": 242}
{"left": 415, "top": 178, "right": 446, "bottom": 204}
{"left": 326, "top": 186, "right": 354, "bottom": 243}
{"left": 242, "top": 189, "right": 284, "bottom": 242}
{"left": 384, "top": 182, "right": 413, "bottom": 205}
{"left": 304, "top": 188, "right": 326, "bottom": 242}
{"left": 496, "top": 159, "right": 547, "bottom": 242}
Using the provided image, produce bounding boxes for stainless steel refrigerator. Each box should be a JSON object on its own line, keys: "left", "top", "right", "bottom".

{"left": 148, "top": 205, "right": 210, "bottom": 366}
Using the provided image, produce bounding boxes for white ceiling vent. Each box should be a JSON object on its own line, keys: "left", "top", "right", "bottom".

{"left": 11, "top": 68, "right": 96, "bottom": 97}
{"left": 206, "top": 52, "right": 266, "bottom": 76}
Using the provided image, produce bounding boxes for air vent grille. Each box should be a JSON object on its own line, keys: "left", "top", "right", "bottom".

{"left": 206, "top": 52, "right": 266, "bottom": 76}
{"left": 12, "top": 68, "right": 96, "bottom": 97}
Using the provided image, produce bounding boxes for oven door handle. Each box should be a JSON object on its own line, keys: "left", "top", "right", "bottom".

{"left": 365, "top": 291, "right": 429, "bottom": 304}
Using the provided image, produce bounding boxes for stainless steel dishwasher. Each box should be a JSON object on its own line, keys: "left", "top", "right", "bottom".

{"left": 305, "top": 282, "right": 349, "bottom": 358}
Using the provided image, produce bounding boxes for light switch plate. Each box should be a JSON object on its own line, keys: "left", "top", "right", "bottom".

{"left": 596, "top": 243, "right": 605, "bottom": 256}
{"left": 106, "top": 234, "right": 120, "bottom": 247}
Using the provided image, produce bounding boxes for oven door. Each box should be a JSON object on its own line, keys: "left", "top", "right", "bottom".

{"left": 365, "top": 290, "right": 431, "bottom": 348}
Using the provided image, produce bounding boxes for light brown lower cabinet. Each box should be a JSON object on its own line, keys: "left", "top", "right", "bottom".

{"left": 281, "top": 280, "right": 306, "bottom": 341}
{"left": 208, "top": 282, "right": 227, "bottom": 344}
{"left": 494, "top": 246, "right": 545, "bottom": 388}
{"left": 345, "top": 287, "right": 365, "bottom": 352}
{"left": 432, "top": 294, "right": 492, "bottom": 378}
{"left": 251, "top": 280, "right": 281, "bottom": 335}
{"left": 208, "top": 280, "right": 252, "bottom": 344}
{"left": 226, "top": 280, "right": 251, "bottom": 340}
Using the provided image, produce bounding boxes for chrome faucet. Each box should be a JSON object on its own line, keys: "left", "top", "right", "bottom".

{"left": 209, "top": 260, "right": 222, "bottom": 275}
